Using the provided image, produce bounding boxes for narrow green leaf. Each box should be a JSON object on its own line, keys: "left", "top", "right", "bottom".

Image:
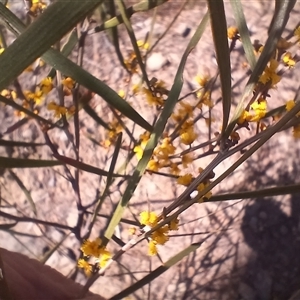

{"left": 110, "top": 242, "right": 202, "bottom": 300}
{"left": 0, "top": 157, "right": 62, "bottom": 168}
{"left": 0, "top": 0, "right": 103, "bottom": 90}
{"left": 104, "top": 11, "right": 210, "bottom": 243}
{"left": 83, "top": 104, "right": 111, "bottom": 131}
{"left": 42, "top": 48, "right": 153, "bottom": 131}
{"left": 55, "top": 154, "right": 127, "bottom": 178}
{"left": 116, "top": 0, "right": 150, "bottom": 88}
{"left": 86, "top": 133, "right": 123, "bottom": 239}
{"left": 8, "top": 170, "right": 37, "bottom": 215}
{"left": 148, "top": 0, "right": 188, "bottom": 54}
{"left": 207, "top": 0, "right": 231, "bottom": 136}
{"left": 230, "top": 0, "right": 256, "bottom": 71}
{"left": 0, "top": 4, "right": 153, "bottom": 132}
{"left": 47, "top": 29, "right": 79, "bottom": 78}
{"left": 107, "top": 1, "right": 130, "bottom": 73}
{"left": 264, "top": 104, "right": 286, "bottom": 119}
{"left": 0, "top": 222, "right": 17, "bottom": 230}
{"left": 0, "top": 139, "right": 45, "bottom": 147}
{"left": 225, "top": 0, "right": 296, "bottom": 136}
{"left": 0, "top": 95, "right": 53, "bottom": 126}
{"left": 91, "top": 0, "right": 169, "bottom": 32}
{"left": 210, "top": 183, "right": 300, "bottom": 202}
{"left": 106, "top": 132, "right": 123, "bottom": 188}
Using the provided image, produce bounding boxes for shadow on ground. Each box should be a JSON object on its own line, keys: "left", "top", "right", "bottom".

{"left": 240, "top": 196, "right": 300, "bottom": 300}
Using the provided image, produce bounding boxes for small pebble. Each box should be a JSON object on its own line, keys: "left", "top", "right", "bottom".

{"left": 147, "top": 52, "right": 168, "bottom": 71}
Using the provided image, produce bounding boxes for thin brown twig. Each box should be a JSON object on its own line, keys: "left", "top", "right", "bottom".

{"left": 0, "top": 211, "right": 73, "bottom": 231}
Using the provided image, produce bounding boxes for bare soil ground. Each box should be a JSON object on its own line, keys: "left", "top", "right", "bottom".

{"left": 1, "top": 1, "right": 300, "bottom": 299}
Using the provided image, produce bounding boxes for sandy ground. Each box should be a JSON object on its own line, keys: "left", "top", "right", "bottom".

{"left": 1, "top": 1, "right": 300, "bottom": 299}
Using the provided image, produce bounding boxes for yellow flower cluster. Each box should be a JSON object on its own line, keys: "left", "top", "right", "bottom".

{"left": 285, "top": 100, "right": 298, "bottom": 113}
{"left": 140, "top": 211, "right": 179, "bottom": 256}
{"left": 180, "top": 121, "right": 198, "bottom": 145}
{"left": 3, "top": 76, "right": 53, "bottom": 118}
{"left": 238, "top": 27, "right": 300, "bottom": 139}
{"left": 47, "top": 102, "right": 68, "bottom": 118}
{"left": 172, "top": 101, "right": 199, "bottom": 145}
{"left": 43, "top": 77, "right": 76, "bottom": 118}
{"left": 137, "top": 40, "right": 150, "bottom": 50}
{"left": 133, "top": 131, "right": 151, "bottom": 160}
{"left": 134, "top": 130, "right": 196, "bottom": 178}
{"left": 124, "top": 39, "right": 150, "bottom": 74}
{"left": 30, "top": 0, "right": 47, "bottom": 16}
{"left": 194, "top": 74, "right": 213, "bottom": 109}
{"left": 293, "top": 125, "right": 300, "bottom": 138}
{"left": 61, "top": 77, "right": 76, "bottom": 96}
{"left": 134, "top": 127, "right": 196, "bottom": 176}
{"left": 238, "top": 98, "right": 267, "bottom": 125}
{"left": 259, "top": 59, "right": 281, "bottom": 87}
{"left": 104, "top": 117, "right": 124, "bottom": 148}
{"left": 142, "top": 79, "right": 169, "bottom": 107}
{"left": 177, "top": 167, "right": 213, "bottom": 203}
{"left": 134, "top": 132, "right": 180, "bottom": 173}
{"left": 102, "top": 91, "right": 127, "bottom": 148}
{"left": 40, "top": 77, "right": 53, "bottom": 95}
{"left": 285, "top": 27, "right": 300, "bottom": 138}
{"left": 143, "top": 86, "right": 164, "bottom": 106}
{"left": 5, "top": 75, "right": 76, "bottom": 119}
{"left": 227, "top": 26, "right": 239, "bottom": 40}
{"left": 194, "top": 74, "right": 210, "bottom": 88}
{"left": 154, "top": 137, "right": 176, "bottom": 160}
{"left": 133, "top": 74, "right": 212, "bottom": 174}
{"left": 282, "top": 52, "right": 296, "bottom": 68}
{"left": 78, "top": 238, "right": 111, "bottom": 276}
{"left": 24, "top": 89, "right": 44, "bottom": 105}
{"left": 277, "top": 33, "right": 298, "bottom": 69}
{"left": 1, "top": 89, "right": 16, "bottom": 101}
{"left": 0, "top": 89, "right": 30, "bottom": 118}
{"left": 151, "top": 137, "right": 176, "bottom": 172}
{"left": 124, "top": 52, "right": 139, "bottom": 74}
